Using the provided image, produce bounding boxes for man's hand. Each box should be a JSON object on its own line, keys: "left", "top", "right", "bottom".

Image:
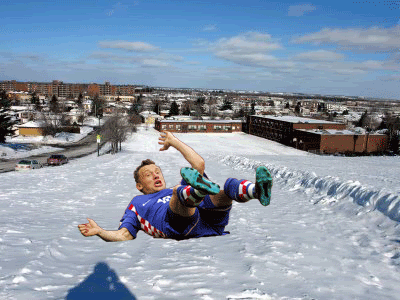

{"left": 158, "top": 131, "right": 177, "bottom": 151}
{"left": 78, "top": 218, "right": 101, "bottom": 237}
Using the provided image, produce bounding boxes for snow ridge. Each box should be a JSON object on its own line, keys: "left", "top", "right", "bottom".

{"left": 217, "top": 154, "right": 400, "bottom": 223}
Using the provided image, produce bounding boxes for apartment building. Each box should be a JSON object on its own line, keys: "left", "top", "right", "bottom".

{"left": 0, "top": 80, "right": 142, "bottom": 99}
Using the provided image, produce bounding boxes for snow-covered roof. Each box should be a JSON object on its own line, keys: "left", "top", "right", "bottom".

{"left": 10, "top": 106, "right": 30, "bottom": 111}
{"left": 17, "top": 121, "right": 45, "bottom": 128}
{"left": 252, "top": 115, "right": 343, "bottom": 124}
{"left": 296, "top": 129, "right": 386, "bottom": 136}
{"left": 140, "top": 111, "right": 160, "bottom": 117}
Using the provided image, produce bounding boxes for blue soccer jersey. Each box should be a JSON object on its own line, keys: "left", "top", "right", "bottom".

{"left": 119, "top": 188, "right": 231, "bottom": 240}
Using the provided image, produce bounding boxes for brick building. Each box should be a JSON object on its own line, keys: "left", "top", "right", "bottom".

{"left": 294, "top": 129, "right": 388, "bottom": 154}
{"left": 155, "top": 120, "right": 242, "bottom": 133}
{"left": 247, "top": 115, "right": 388, "bottom": 154}
{"left": 1, "top": 80, "right": 142, "bottom": 99}
{"left": 248, "top": 115, "right": 346, "bottom": 146}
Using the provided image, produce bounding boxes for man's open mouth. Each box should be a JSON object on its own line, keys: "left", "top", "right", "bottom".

{"left": 155, "top": 180, "right": 162, "bottom": 187}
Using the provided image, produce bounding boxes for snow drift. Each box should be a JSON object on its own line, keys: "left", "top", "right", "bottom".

{"left": 217, "top": 154, "right": 400, "bottom": 222}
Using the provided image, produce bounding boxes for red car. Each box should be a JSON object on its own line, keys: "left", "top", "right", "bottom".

{"left": 47, "top": 154, "right": 68, "bottom": 166}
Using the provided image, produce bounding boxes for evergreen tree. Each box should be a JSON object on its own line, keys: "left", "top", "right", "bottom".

{"left": 30, "top": 92, "right": 41, "bottom": 111}
{"left": 153, "top": 102, "right": 160, "bottom": 115}
{"left": 168, "top": 101, "right": 180, "bottom": 116}
{"left": 50, "top": 95, "right": 59, "bottom": 113}
{"left": 91, "top": 94, "right": 105, "bottom": 117}
{"left": 234, "top": 107, "right": 249, "bottom": 118}
{"left": 356, "top": 110, "right": 368, "bottom": 128}
{"left": 0, "top": 90, "right": 16, "bottom": 143}
{"left": 76, "top": 93, "right": 84, "bottom": 110}
{"left": 182, "top": 101, "right": 191, "bottom": 115}
{"left": 295, "top": 101, "right": 302, "bottom": 115}
{"left": 194, "top": 97, "right": 205, "bottom": 117}
{"left": 250, "top": 101, "right": 256, "bottom": 115}
{"left": 219, "top": 98, "right": 233, "bottom": 111}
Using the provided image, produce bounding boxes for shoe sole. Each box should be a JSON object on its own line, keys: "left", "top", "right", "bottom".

{"left": 256, "top": 166, "right": 273, "bottom": 206}
{"left": 180, "top": 167, "right": 220, "bottom": 195}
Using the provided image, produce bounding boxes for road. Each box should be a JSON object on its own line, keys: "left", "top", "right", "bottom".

{"left": 0, "top": 130, "right": 105, "bottom": 173}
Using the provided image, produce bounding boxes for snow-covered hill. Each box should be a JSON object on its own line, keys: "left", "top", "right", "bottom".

{"left": 1, "top": 126, "right": 400, "bottom": 300}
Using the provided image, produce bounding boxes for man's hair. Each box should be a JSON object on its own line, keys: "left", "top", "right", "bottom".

{"left": 134, "top": 159, "right": 156, "bottom": 183}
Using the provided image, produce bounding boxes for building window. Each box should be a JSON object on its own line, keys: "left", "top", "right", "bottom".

{"left": 162, "top": 125, "right": 167, "bottom": 130}
{"left": 188, "top": 125, "right": 197, "bottom": 131}
{"left": 169, "top": 124, "right": 174, "bottom": 129}
{"left": 224, "top": 125, "right": 232, "bottom": 131}
{"left": 199, "top": 125, "right": 206, "bottom": 131}
{"left": 213, "top": 125, "right": 222, "bottom": 131}
{"left": 176, "top": 125, "right": 181, "bottom": 130}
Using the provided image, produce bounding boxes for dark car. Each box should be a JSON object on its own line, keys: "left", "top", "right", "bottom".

{"left": 47, "top": 154, "right": 68, "bottom": 166}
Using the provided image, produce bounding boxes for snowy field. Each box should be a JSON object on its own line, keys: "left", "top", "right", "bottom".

{"left": 1, "top": 126, "right": 400, "bottom": 300}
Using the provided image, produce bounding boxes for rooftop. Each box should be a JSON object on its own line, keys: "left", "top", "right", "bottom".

{"left": 297, "top": 129, "right": 386, "bottom": 136}
{"left": 252, "top": 115, "right": 343, "bottom": 124}
{"left": 158, "top": 119, "right": 242, "bottom": 123}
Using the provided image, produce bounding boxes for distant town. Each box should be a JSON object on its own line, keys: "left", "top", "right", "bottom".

{"left": 1, "top": 79, "right": 400, "bottom": 156}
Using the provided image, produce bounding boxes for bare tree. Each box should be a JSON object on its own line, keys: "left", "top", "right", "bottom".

{"left": 40, "top": 112, "right": 60, "bottom": 137}
{"left": 101, "top": 110, "right": 132, "bottom": 154}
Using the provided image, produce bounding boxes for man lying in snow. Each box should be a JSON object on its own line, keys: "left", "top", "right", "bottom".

{"left": 78, "top": 131, "right": 273, "bottom": 241}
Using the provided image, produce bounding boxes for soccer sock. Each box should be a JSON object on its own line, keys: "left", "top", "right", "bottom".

{"left": 224, "top": 178, "right": 257, "bottom": 202}
{"left": 177, "top": 185, "right": 207, "bottom": 207}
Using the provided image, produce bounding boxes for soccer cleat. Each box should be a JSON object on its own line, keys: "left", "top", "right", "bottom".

{"left": 180, "top": 167, "right": 220, "bottom": 195}
{"left": 255, "top": 166, "right": 273, "bottom": 206}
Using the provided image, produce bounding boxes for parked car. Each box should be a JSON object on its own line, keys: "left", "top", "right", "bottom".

{"left": 15, "top": 159, "right": 42, "bottom": 171}
{"left": 47, "top": 154, "right": 68, "bottom": 166}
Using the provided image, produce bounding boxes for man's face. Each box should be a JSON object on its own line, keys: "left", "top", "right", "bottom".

{"left": 136, "top": 164, "right": 166, "bottom": 194}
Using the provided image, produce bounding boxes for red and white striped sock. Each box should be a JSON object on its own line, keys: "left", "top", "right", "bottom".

{"left": 237, "top": 180, "right": 257, "bottom": 202}
{"left": 177, "top": 185, "right": 207, "bottom": 207}
{"left": 224, "top": 178, "right": 257, "bottom": 203}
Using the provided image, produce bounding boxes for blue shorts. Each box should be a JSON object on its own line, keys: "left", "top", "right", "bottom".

{"left": 163, "top": 195, "right": 232, "bottom": 240}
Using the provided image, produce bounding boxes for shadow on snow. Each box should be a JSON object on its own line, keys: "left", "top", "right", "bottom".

{"left": 65, "top": 262, "right": 136, "bottom": 300}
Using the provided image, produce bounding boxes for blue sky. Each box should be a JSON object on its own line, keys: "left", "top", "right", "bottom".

{"left": 1, "top": 0, "right": 400, "bottom": 99}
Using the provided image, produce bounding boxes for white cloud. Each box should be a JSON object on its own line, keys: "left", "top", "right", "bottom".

{"left": 89, "top": 51, "right": 178, "bottom": 69}
{"left": 203, "top": 24, "right": 218, "bottom": 32}
{"left": 288, "top": 4, "right": 316, "bottom": 17}
{"left": 141, "top": 59, "right": 170, "bottom": 68}
{"left": 294, "top": 50, "right": 345, "bottom": 61}
{"left": 215, "top": 32, "right": 282, "bottom": 53}
{"left": 107, "top": 2, "right": 123, "bottom": 16}
{"left": 294, "top": 26, "right": 400, "bottom": 52}
{"left": 98, "top": 40, "right": 159, "bottom": 52}
{"left": 210, "top": 32, "right": 295, "bottom": 70}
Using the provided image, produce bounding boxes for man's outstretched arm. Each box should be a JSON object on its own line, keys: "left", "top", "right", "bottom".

{"left": 159, "top": 131, "right": 205, "bottom": 175}
{"left": 78, "top": 218, "right": 134, "bottom": 242}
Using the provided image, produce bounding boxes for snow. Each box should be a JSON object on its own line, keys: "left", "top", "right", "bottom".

{"left": 254, "top": 115, "right": 342, "bottom": 124}
{"left": 1, "top": 126, "right": 400, "bottom": 299}
{"left": 17, "top": 121, "right": 45, "bottom": 128}
{"left": 0, "top": 144, "right": 63, "bottom": 160}
{"left": 1, "top": 126, "right": 94, "bottom": 159}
